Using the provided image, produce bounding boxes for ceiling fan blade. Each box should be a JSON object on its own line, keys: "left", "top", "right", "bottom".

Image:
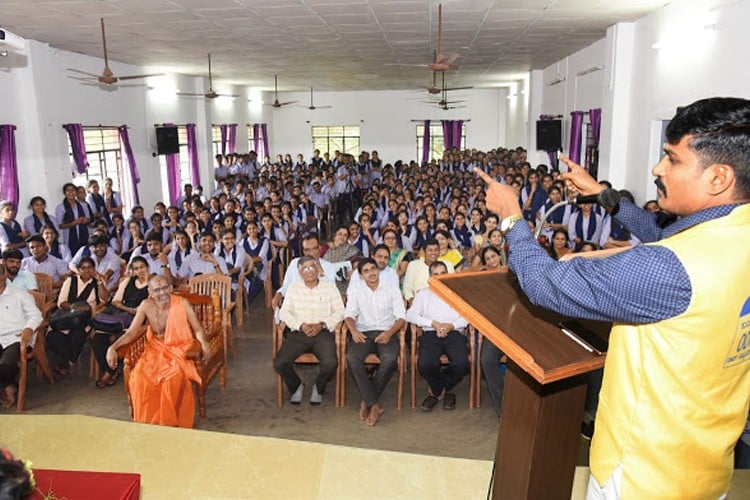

{"left": 436, "top": 4, "right": 443, "bottom": 63}
{"left": 118, "top": 73, "right": 164, "bottom": 81}
{"left": 278, "top": 101, "right": 297, "bottom": 106}
{"left": 439, "top": 52, "right": 459, "bottom": 66}
{"left": 67, "top": 68, "right": 100, "bottom": 78}
{"left": 176, "top": 92, "right": 205, "bottom": 97}
{"left": 444, "top": 85, "right": 473, "bottom": 91}
{"left": 385, "top": 63, "right": 430, "bottom": 68}
{"left": 100, "top": 18, "right": 110, "bottom": 70}
{"left": 68, "top": 75, "right": 100, "bottom": 82}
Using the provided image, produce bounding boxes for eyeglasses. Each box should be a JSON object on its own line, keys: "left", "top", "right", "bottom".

{"left": 302, "top": 246, "right": 319, "bottom": 253}
{"left": 150, "top": 285, "right": 171, "bottom": 294}
{"left": 299, "top": 265, "right": 318, "bottom": 272}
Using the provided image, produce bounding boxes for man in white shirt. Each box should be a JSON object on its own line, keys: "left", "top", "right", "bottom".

{"left": 276, "top": 256, "right": 344, "bottom": 406}
{"left": 344, "top": 257, "right": 405, "bottom": 426}
{"left": 0, "top": 262, "right": 42, "bottom": 408}
{"left": 406, "top": 261, "right": 470, "bottom": 412}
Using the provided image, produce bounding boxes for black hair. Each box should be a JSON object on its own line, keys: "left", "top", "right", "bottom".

{"left": 666, "top": 97, "right": 750, "bottom": 198}
{"left": 357, "top": 257, "right": 378, "bottom": 274}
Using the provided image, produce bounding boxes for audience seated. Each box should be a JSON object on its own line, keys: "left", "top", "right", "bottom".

{"left": 344, "top": 257, "right": 405, "bottom": 426}
{"left": 275, "top": 256, "right": 344, "bottom": 406}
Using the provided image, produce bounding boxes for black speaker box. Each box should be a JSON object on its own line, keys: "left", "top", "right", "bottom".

{"left": 156, "top": 126, "right": 179, "bottom": 155}
{"left": 536, "top": 120, "right": 562, "bottom": 151}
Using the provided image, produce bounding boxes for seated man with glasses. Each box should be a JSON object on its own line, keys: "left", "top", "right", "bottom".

{"left": 106, "top": 275, "right": 211, "bottom": 428}
{"left": 270, "top": 234, "right": 337, "bottom": 309}
{"left": 275, "top": 256, "right": 344, "bottom": 406}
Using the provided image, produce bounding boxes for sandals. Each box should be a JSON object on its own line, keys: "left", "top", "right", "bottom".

{"left": 95, "top": 372, "right": 112, "bottom": 389}
{"left": 95, "top": 370, "right": 121, "bottom": 389}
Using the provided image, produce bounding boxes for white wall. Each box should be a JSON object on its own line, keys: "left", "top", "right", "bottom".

{"left": 534, "top": 39, "right": 607, "bottom": 167}
{"left": 269, "top": 88, "right": 509, "bottom": 164}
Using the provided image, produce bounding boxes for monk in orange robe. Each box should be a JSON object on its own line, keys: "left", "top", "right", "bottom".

{"left": 107, "top": 276, "right": 210, "bottom": 428}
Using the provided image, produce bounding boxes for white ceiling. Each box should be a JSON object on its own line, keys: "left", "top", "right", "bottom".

{"left": 2, "top": 0, "right": 670, "bottom": 92}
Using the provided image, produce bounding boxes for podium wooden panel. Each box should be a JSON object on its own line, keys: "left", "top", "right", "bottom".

{"left": 430, "top": 270, "right": 609, "bottom": 500}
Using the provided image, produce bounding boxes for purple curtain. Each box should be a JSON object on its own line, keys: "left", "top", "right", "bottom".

{"left": 63, "top": 123, "right": 89, "bottom": 174}
{"left": 252, "top": 123, "right": 260, "bottom": 155}
{"left": 260, "top": 123, "right": 269, "bottom": 160}
{"left": 442, "top": 121, "right": 453, "bottom": 153}
{"left": 568, "top": 111, "right": 584, "bottom": 164}
{"left": 166, "top": 154, "right": 180, "bottom": 206}
{"left": 220, "top": 124, "right": 228, "bottom": 156}
{"left": 421, "top": 120, "right": 430, "bottom": 165}
{"left": 118, "top": 126, "right": 140, "bottom": 205}
{"left": 0, "top": 125, "right": 19, "bottom": 206}
{"left": 538, "top": 114, "right": 559, "bottom": 169}
{"left": 589, "top": 108, "right": 602, "bottom": 148}
{"left": 452, "top": 120, "right": 463, "bottom": 149}
{"left": 228, "top": 124, "right": 237, "bottom": 153}
{"left": 186, "top": 123, "right": 200, "bottom": 186}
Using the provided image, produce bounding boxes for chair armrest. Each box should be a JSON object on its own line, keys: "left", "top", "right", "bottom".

{"left": 185, "top": 339, "right": 202, "bottom": 360}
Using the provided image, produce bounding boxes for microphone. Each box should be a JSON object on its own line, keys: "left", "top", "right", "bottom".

{"left": 569, "top": 188, "right": 621, "bottom": 208}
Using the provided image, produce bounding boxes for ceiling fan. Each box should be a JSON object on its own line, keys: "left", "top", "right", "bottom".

{"left": 424, "top": 70, "right": 472, "bottom": 95}
{"left": 67, "top": 18, "right": 161, "bottom": 86}
{"left": 422, "top": 73, "right": 466, "bottom": 108}
{"left": 387, "top": 4, "right": 459, "bottom": 72}
{"left": 265, "top": 75, "right": 297, "bottom": 108}
{"left": 177, "top": 53, "right": 238, "bottom": 99}
{"left": 299, "top": 86, "right": 332, "bottom": 110}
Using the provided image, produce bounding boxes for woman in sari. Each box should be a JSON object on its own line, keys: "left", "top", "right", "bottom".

{"left": 381, "top": 228, "right": 411, "bottom": 280}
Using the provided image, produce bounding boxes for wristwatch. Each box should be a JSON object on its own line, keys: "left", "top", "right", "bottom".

{"left": 500, "top": 214, "right": 523, "bottom": 234}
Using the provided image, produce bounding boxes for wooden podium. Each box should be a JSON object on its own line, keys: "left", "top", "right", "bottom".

{"left": 430, "top": 270, "right": 609, "bottom": 500}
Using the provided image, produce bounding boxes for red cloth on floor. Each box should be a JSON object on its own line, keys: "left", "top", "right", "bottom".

{"left": 31, "top": 469, "right": 140, "bottom": 500}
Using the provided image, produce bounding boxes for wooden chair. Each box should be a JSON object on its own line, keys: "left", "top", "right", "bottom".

{"left": 188, "top": 274, "right": 236, "bottom": 360}
{"left": 409, "top": 324, "right": 476, "bottom": 409}
{"left": 33, "top": 272, "right": 55, "bottom": 303}
{"left": 119, "top": 290, "right": 225, "bottom": 419}
{"left": 272, "top": 314, "right": 344, "bottom": 409}
{"left": 339, "top": 322, "right": 406, "bottom": 410}
{"left": 17, "top": 291, "right": 56, "bottom": 412}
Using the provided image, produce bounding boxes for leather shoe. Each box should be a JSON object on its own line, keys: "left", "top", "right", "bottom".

{"left": 420, "top": 394, "right": 440, "bottom": 412}
{"left": 443, "top": 392, "right": 456, "bottom": 410}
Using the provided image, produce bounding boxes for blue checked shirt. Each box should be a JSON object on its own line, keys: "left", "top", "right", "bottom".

{"left": 505, "top": 200, "right": 741, "bottom": 324}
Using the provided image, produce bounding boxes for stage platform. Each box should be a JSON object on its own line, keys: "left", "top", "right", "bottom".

{"left": 2, "top": 415, "right": 748, "bottom": 499}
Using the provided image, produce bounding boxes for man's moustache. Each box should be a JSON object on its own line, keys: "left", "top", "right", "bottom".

{"left": 654, "top": 177, "right": 667, "bottom": 197}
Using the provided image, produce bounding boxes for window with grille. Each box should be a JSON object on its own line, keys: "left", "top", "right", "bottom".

{"left": 416, "top": 123, "right": 466, "bottom": 162}
{"left": 311, "top": 125, "right": 360, "bottom": 156}
{"left": 68, "top": 127, "right": 122, "bottom": 191}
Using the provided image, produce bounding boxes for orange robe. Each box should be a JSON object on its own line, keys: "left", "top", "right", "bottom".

{"left": 128, "top": 296, "right": 201, "bottom": 428}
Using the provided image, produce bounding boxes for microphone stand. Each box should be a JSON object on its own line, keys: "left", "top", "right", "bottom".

{"left": 534, "top": 201, "right": 569, "bottom": 239}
